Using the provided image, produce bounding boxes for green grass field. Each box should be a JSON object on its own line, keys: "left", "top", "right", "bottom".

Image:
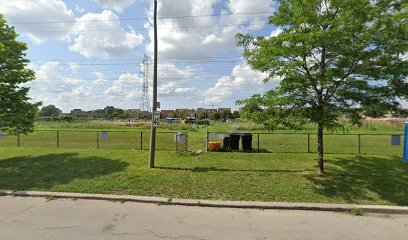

{"left": 1, "top": 147, "right": 407, "bottom": 206}
{"left": 0, "top": 121, "right": 404, "bottom": 155}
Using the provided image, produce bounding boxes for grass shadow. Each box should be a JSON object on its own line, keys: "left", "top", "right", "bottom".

{"left": 306, "top": 155, "right": 408, "bottom": 205}
{"left": 0, "top": 153, "right": 129, "bottom": 190}
{"left": 156, "top": 166, "right": 314, "bottom": 173}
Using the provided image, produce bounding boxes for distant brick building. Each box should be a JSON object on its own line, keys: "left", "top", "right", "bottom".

{"left": 218, "top": 108, "right": 231, "bottom": 113}
{"left": 175, "top": 109, "right": 195, "bottom": 117}
{"left": 160, "top": 110, "right": 174, "bottom": 119}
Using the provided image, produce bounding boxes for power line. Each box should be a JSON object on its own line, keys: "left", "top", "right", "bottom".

{"left": 158, "top": 11, "right": 274, "bottom": 19}
{"left": 19, "top": 22, "right": 266, "bottom": 33}
{"left": 29, "top": 60, "right": 244, "bottom": 66}
{"left": 29, "top": 56, "right": 243, "bottom": 61}
{"left": 10, "top": 11, "right": 274, "bottom": 25}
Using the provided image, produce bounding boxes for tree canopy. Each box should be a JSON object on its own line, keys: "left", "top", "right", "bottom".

{"left": 40, "top": 105, "right": 62, "bottom": 117}
{"left": 236, "top": 0, "right": 407, "bottom": 174}
{"left": 0, "top": 15, "right": 40, "bottom": 134}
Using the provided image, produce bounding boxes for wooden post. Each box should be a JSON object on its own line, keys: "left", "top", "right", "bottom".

{"left": 307, "top": 134, "right": 311, "bottom": 153}
{"left": 17, "top": 133, "right": 20, "bottom": 147}
{"left": 149, "top": 0, "right": 158, "bottom": 168}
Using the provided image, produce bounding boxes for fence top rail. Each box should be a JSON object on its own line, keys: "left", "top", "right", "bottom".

{"left": 13, "top": 130, "right": 177, "bottom": 134}
{"left": 207, "top": 132, "right": 403, "bottom": 136}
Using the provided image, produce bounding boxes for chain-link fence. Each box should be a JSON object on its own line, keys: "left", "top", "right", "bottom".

{"left": 206, "top": 132, "right": 405, "bottom": 155}
{"left": 1, "top": 130, "right": 405, "bottom": 155}
{"left": 0, "top": 130, "right": 189, "bottom": 151}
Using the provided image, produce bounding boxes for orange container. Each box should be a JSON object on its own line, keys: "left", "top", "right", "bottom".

{"left": 208, "top": 142, "right": 222, "bottom": 151}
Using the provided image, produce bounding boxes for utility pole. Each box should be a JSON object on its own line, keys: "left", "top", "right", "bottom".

{"left": 149, "top": 0, "right": 158, "bottom": 168}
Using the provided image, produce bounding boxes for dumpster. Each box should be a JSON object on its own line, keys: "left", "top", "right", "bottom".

{"left": 223, "top": 136, "right": 231, "bottom": 150}
{"left": 241, "top": 133, "right": 253, "bottom": 151}
{"left": 230, "top": 133, "right": 241, "bottom": 150}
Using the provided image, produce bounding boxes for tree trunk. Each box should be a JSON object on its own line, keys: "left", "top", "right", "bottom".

{"left": 317, "top": 123, "right": 324, "bottom": 175}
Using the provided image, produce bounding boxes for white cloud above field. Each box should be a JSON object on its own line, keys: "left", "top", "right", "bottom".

{"left": 1, "top": 1, "right": 144, "bottom": 59}
{"left": 69, "top": 10, "right": 144, "bottom": 58}
{"left": 0, "top": 0, "right": 76, "bottom": 43}
{"left": 201, "top": 62, "right": 278, "bottom": 104}
{"left": 87, "top": 0, "right": 137, "bottom": 12}
{"left": 145, "top": 0, "right": 274, "bottom": 59}
{"left": 1, "top": 0, "right": 278, "bottom": 110}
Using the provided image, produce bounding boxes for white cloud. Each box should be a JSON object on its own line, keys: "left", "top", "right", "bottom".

{"left": 92, "top": 72, "right": 109, "bottom": 85}
{"left": 269, "top": 28, "right": 283, "bottom": 38}
{"left": 201, "top": 62, "right": 277, "bottom": 103}
{"left": 87, "top": 0, "right": 137, "bottom": 12}
{"left": 75, "top": 4, "right": 85, "bottom": 14}
{"left": 25, "top": 61, "right": 101, "bottom": 112}
{"left": 1, "top": 2, "right": 144, "bottom": 58}
{"left": 69, "top": 62, "right": 80, "bottom": 73}
{"left": 145, "top": 0, "right": 270, "bottom": 59}
{"left": 69, "top": 10, "right": 144, "bottom": 59}
{"left": 0, "top": 0, "right": 76, "bottom": 43}
{"left": 227, "top": 0, "right": 274, "bottom": 27}
{"left": 105, "top": 73, "right": 142, "bottom": 97}
{"left": 175, "top": 87, "right": 195, "bottom": 94}
{"left": 157, "top": 63, "right": 196, "bottom": 96}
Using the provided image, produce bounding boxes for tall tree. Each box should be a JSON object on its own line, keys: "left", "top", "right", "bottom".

{"left": 40, "top": 105, "right": 62, "bottom": 117}
{"left": 236, "top": 0, "right": 407, "bottom": 174}
{"left": 212, "top": 112, "right": 222, "bottom": 121}
{"left": 0, "top": 15, "right": 40, "bottom": 134}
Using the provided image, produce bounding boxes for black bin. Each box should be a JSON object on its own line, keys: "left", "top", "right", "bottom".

{"left": 241, "top": 133, "right": 253, "bottom": 151}
{"left": 223, "top": 136, "right": 231, "bottom": 150}
{"left": 229, "top": 133, "right": 241, "bottom": 150}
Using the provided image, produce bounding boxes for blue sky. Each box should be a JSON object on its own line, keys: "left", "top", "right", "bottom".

{"left": 1, "top": 0, "right": 281, "bottom": 112}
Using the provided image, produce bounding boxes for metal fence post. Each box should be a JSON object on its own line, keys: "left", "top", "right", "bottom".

{"left": 307, "top": 134, "right": 311, "bottom": 153}
{"left": 206, "top": 129, "right": 209, "bottom": 152}
{"left": 17, "top": 133, "right": 20, "bottom": 147}
{"left": 140, "top": 132, "right": 143, "bottom": 150}
{"left": 175, "top": 132, "right": 179, "bottom": 152}
{"left": 257, "top": 133, "right": 260, "bottom": 152}
{"left": 186, "top": 130, "right": 189, "bottom": 152}
{"left": 358, "top": 134, "right": 361, "bottom": 154}
{"left": 96, "top": 131, "right": 99, "bottom": 149}
{"left": 56, "top": 130, "right": 60, "bottom": 148}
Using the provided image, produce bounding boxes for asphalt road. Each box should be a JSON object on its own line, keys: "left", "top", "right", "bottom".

{"left": 0, "top": 196, "right": 407, "bottom": 240}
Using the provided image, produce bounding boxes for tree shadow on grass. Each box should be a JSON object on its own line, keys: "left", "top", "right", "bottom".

{"left": 156, "top": 166, "right": 315, "bottom": 173}
{"left": 0, "top": 153, "right": 129, "bottom": 190}
{"left": 306, "top": 155, "right": 408, "bottom": 205}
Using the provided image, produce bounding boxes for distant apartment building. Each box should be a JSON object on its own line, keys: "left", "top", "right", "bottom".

{"left": 218, "top": 108, "right": 231, "bottom": 113}
{"left": 160, "top": 110, "right": 174, "bottom": 119}
{"left": 175, "top": 109, "right": 195, "bottom": 117}
{"left": 205, "top": 109, "right": 218, "bottom": 118}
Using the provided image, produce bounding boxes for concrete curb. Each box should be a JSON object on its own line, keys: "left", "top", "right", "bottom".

{"left": 1, "top": 190, "right": 408, "bottom": 214}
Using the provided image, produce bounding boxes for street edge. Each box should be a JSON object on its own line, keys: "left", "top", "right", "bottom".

{"left": 1, "top": 190, "right": 408, "bottom": 214}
